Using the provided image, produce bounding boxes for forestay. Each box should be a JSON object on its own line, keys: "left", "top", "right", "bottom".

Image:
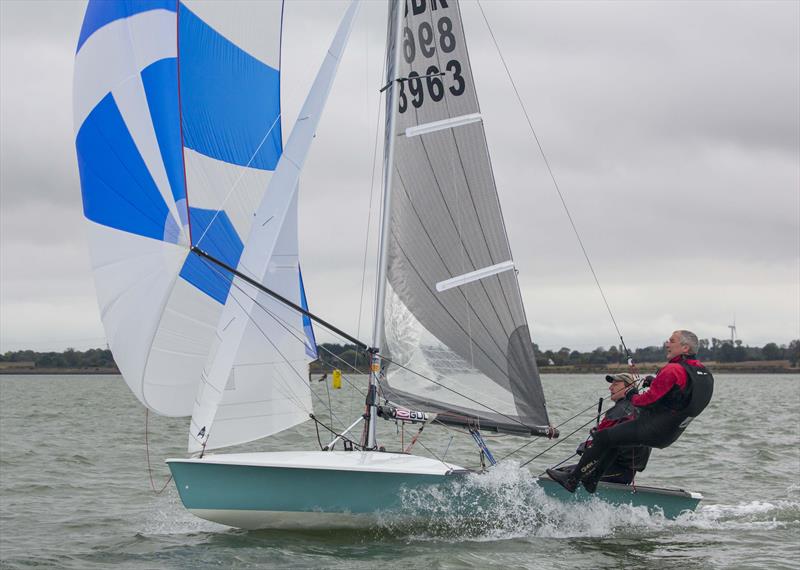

{"left": 73, "top": 1, "right": 315, "bottom": 417}
{"left": 380, "top": 0, "right": 550, "bottom": 435}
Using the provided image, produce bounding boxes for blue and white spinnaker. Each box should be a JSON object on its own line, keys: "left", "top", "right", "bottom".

{"left": 73, "top": 1, "right": 316, "bottom": 424}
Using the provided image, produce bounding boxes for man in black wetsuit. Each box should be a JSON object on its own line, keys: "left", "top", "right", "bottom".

{"left": 555, "top": 373, "right": 650, "bottom": 484}
{"left": 547, "top": 330, "right": 713, "bottom": 493}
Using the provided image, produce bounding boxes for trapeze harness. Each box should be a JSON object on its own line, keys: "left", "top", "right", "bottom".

{"left": 575, "top": 358, "right": 714, "bottom": 483}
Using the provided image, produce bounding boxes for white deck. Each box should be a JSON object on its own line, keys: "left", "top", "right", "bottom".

{"left": 167, "top": 450, "right": 464, "bottom": 476}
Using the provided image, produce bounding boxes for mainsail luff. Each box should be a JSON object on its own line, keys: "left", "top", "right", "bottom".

{"left": 380, "top": 0, "right": 550, "bottom": 434}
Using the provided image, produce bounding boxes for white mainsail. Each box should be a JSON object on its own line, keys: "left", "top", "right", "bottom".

{"left": 379, "top": 0, "right": 550, "bottom": 434}
{"left": 189, "top": 1, "right": 361, "bottom": 453}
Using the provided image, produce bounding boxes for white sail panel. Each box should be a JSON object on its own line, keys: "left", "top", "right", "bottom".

{"left": 384, "top": 284, "right": 519, "bottom": 416}
{"left": 202, "top": 193, "right": 311, "bottom": 450}
{"left": 182, "top": 148, "right": 276, "bottom": 248}
{"left": 86, "top": 222, "right": 188, "bottom": 413}
{"left": 188, "top": 1, "right": 361, "bottom": 452}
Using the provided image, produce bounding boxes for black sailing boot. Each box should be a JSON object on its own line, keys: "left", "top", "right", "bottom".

{"left": 546, "top": 467, "right": 578, "bottom": 493}
{"left": 581, "top": 476, "right": 599, "bottom": 494}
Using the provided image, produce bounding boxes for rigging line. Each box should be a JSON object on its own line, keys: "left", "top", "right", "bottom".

{"left": 223, "top": 284, "right": 313, "bottom": 414}
{"left": 220, "top": 273, "right": 353, "bottom": 430}
{"left": 520, "top": 413, "right": 606, "bottom": 469}
{"left": 193, "top": 113, "right": 282, "bottom": 249}
{"left": 497, "top": 380, "right": 635, "bottom": 462}
{"left": 222, "top": 273, "right": 371, "bottom": 393}
{"left": 195, "top": 253, "right": 371, "bottom": 400}
{"left": 413, "top": 437, "right": 451, "bottom": 468}
{"left": 195, "top": 258, "right": 345, "bottom": 430}
{"left": 309, "top": 414, "right": 365, "bottom": 451}
{"left": 372, "top": 379, "right": 484, "bottom": 472}
{"left": 144, "top": 409, "right": 173, "bottom": 494}
{"left": 475, "top": 1, "right": 628, "bottom": 353}
{"left": 192, "top": 248, "right": 537, "bottom": 435}
{"left": 377, "top": 352, "right": 547, "bottom": 435}
{"left": 309, "top": 346, "right": 368, "bottom": 395}
{"left": 212, "top": 261, "right": 373, "bottom": 413}
{"left": 355, "top": 6, "right": 389, "bottom": 346}
{"left": 191, "top": 247, "right": 369, "bottom": 351}
{"left": 323, "top": 373, "right": 334, "bottom": 429}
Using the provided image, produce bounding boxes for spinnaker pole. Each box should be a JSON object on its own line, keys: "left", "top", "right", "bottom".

{"left": 366, "top": 0, "right": 404, "bottom": 450}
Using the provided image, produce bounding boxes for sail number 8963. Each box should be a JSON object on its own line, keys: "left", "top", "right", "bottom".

{"left": 398, "top": 61, "right": 464, "bottom": 113}
{"left": 398, "top": 16, "right": 465, "bottom": 113}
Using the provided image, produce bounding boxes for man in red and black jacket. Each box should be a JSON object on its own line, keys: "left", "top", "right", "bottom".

{"left": 547, "top": 330, "right": 714, "bottom": 494}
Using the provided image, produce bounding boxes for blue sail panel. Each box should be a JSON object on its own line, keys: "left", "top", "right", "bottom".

{"left": 299, "top": 267, "right": 318, "bottom": 359}
{"left": 179, "top": 4, "right": 282, "bottom": 171}
{"left": 179, "top": 208, "right": 244, "bottom": 304}
{"left": 141, "top": 58, "right": 186, "bottom": 223}
{"left": 76, "top": 93, "right": 172, "bottom": 242}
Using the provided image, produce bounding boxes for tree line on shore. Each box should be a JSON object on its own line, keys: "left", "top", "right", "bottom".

{"left": 2, "top": 338, "right": 797, "bottom": 371}
{"left": 310, "top": 338, "right": 799, "bottom": 371}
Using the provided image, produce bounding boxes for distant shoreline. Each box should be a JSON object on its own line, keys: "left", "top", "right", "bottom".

{"left": 0, "top": 367, "right": 120, "bottom": 375}
{"left": 1, "top": 361, "right": 797, "bottom": 375}
{"left": 538, "top": 360, "right": 798, "bottom": 375}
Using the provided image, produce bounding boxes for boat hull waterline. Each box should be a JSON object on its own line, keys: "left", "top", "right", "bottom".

{"left": 537, "top": 476, "right": 703, "bottom": 519}
{"left": 166, "top": 451, "right": 702, "bottom": 529}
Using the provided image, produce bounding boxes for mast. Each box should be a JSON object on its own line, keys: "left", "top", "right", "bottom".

{"left": 366, "top": 0, "right": 404, "bottom": 450}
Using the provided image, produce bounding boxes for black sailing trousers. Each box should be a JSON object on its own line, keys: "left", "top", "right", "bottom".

{"left": 573, "top": 409, "right": 689, "bottom": 485}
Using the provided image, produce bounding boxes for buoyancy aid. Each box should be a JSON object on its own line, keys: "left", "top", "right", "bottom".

{"left": 657, "top": 357, "right": 714, "bottom": 416}
{"left": 678, "top": 359, "right": 714, "bottom": 417}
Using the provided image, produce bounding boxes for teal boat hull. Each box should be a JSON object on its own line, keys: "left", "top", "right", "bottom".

{"left": 538, "top": 476, "right": 702, "bottom": 519}
{"left": 166, "top": 451, "right": 464, "bottom": 529}
{"left": 166, "top": 452, "right": 702, "bottom": 529}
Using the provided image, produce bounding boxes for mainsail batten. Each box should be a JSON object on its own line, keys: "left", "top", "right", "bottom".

{"left": 380, "top": 0, "right": 549, "bottom": 433}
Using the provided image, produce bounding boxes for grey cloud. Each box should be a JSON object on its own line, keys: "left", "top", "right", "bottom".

{"left": 0, "top": 0, "right": 797, "bottom": 352}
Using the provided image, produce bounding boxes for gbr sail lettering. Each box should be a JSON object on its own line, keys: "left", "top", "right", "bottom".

{"left": 398, "top": 0, "right": 465, "bottom": 113}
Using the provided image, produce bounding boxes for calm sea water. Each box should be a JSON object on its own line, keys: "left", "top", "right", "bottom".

{"left": 1, "top": 373, "right": 798, "bottom": 569}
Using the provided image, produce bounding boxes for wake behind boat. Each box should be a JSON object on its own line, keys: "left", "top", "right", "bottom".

{"left": 73, "top": 0, "right": 704, "bottom": 529}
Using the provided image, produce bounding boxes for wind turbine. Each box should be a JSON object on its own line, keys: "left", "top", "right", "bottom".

{"left": 728, "top": 317, "right": 737, "bottom": 344}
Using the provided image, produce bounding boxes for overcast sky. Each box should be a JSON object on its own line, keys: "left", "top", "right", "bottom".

{"left": 1, "top": 0, "right": 798, "bottom": 354}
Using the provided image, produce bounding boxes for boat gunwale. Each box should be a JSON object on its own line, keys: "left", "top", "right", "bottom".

{"left": 166, "top": 450, "right": 466, "bottom": 476}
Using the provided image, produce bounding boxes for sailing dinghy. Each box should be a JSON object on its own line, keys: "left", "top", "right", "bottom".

{"left": 74, "top": 0, "right": 702, "bottom": 529}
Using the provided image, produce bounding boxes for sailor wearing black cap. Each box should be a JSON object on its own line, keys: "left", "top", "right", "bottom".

{"left": 551, "top": 373, "right": 651, "bottom": 487}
